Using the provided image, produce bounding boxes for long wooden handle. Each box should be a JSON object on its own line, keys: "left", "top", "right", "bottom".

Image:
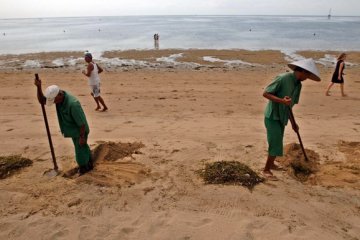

{"left": 35, "top": 74, "right": 58, "bottom": 170}
{"left": 288, "top": 107, "right": 309, "bottom": 161}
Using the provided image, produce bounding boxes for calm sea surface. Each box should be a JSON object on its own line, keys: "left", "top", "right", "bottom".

{"left": 0, "top": 15, "right": 359, "bottom": 54}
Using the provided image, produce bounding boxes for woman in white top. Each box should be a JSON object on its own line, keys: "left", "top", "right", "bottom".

{"left": 82, "top": 52, "right": 108, "bottom": 111}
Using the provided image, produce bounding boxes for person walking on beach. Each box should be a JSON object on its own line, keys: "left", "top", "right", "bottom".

{"left": 82, "top": 52, "right": 108, "bottom": 111}
{"left": 262, "top": 59, "right": 321, "bottom": 179}
{"left": 34, "top": 78, "right": 93, "bottom": 174}
{"left": 325, "top": 53, "right": 347, "bottom": 97}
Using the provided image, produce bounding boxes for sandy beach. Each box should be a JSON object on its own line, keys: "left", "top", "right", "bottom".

{"left": 0, "top": 49, "right": 360, "bottom": 240}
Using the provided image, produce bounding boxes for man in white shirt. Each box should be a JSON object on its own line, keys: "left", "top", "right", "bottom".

{"left": 82, "top": 52, "right": 108, "bottom": 112}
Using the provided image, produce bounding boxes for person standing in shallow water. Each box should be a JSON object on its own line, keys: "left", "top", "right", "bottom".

{"left": 154, "top": 33, "right": 159, "bottom": 49}
{"left": 82, "top": 52, "right": 108, "bottom": 111}
{"left": 325, "top": 53, "right": 347, "bottom": 97}
{"left": 262, "top": 59, "right": 321, "bottom": 180}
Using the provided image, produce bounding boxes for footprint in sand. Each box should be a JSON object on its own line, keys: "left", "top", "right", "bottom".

{"left": 205, "top": 142, "right": 217, "bottom": 150}
{"left": 187, "top": 218, "right": 213, "bottom": 228}
{"left": 79, "top": 226, "right": 92, "bottom": 240}
{"left": 0, "top": 222, "right": 11, "bottom": 232}
{"left": 121, "top": 227, "right": 136, "bottom": 234}
{"left": 49, "top": 229, "right": 70, "bottom": 239}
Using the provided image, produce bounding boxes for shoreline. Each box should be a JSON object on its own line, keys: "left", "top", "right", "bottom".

{"left": 0, "top": 49, "right": 359, "bottom": 72}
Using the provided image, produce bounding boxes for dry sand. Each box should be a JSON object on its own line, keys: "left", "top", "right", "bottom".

{"left": 0, "top": 50, "right": 359, "bottom": 240}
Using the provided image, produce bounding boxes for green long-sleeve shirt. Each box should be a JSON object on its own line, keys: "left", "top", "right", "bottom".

{"left": 264, "top": 72, "right": 302, "bottom": 126}
{"left": 56, "top": 91, "right": 89, "bottom": 138}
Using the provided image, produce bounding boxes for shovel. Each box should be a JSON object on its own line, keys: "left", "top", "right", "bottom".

{"left": 35, "top": 73, "right": 60, "bottom": 177}
{"left": 288, "top": 107, "right": 309, "bottom": 161}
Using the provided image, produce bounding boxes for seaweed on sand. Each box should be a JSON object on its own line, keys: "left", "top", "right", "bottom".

{"left": 0, "top": 155, "right": 32, "bottom": 179}
{"left": 198, "top": 161, "right": 264, "bottom": 190}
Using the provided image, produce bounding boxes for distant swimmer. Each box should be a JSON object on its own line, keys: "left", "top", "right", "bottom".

{"left": 98, "top": 29, "right": 101, "bottom": 32}
{"left": 63, "top": 30, "right": 66, "bottom": 33}
{"left": 249, "top": 28, "right": 252, "bottom": 32}
{"left": 313, "top": 33, "right": 316, "bottom": 36}
{"left": 3, "top": 33, "right": 5, "bottom": 36}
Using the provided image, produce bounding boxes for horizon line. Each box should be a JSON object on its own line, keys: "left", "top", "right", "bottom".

{"left": 1, "top": 14, "right": 359, "bottom": 20}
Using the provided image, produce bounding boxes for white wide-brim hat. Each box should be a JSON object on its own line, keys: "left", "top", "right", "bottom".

{"left": 288, "top": 58, "right": 321, "bottom": 81}
{"left": 44, "top": 85, "right": 60, "bottom": 106}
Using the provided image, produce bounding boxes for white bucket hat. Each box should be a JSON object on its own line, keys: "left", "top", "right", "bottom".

{"left": 288, "top": 58, "right": 321, "bottom": 81}
{"left": 44, "top": 85, "right": 60, "bottom": 106}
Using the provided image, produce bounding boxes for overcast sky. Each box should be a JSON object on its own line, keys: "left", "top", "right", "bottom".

{"left": 1, "top": 0, "right": 359, "bottom": 19}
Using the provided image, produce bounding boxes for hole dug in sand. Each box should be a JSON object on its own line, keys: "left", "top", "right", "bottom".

{"left": 198, "top": 161, "right": 264, "bottom": 190}
{"left": 277, "top": 143, "right": 320, "bottom": 182}
{"left": 67, "top": 141, "right": 150, "bottom": 187}
{"left": 0, "top": 155, "right": 32, "bottom": 179}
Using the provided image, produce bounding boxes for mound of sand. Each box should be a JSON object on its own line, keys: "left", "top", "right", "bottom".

{"left": 92, "top": 141, "right": 145, "bottom": 163}
{"left": 74, "top": 141, "right": 150, "bottom": 187}
{"left": 277, "top": 143, "right": 320, "bottom": 182}
{"left": 0, "top": 155, "right": 32, "bottom": 179}
{"left": 279, "top": 142, "right": 360, "bottom": 189}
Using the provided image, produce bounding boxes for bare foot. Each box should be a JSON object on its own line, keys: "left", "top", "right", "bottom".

{"left": 95, "top": 107, "right": 101, "bottom": 111}
{"left": 260, "top": 170, "right": 278, "bottom": 181}
{"left": 325, "top": 92, "right": 330, "bottom": 96}
{"left": 101, "top": 107, "right": 108, "bottom": 112}
{"left": 342, "top": 94, "right": 347, "bottom": 97}
{"left": 270, "top": 164, "right": 285, "bottom": 171}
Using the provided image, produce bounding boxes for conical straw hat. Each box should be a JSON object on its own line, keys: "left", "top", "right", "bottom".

{"left": 288, "top": 58, "right": 321, "bottom": 81}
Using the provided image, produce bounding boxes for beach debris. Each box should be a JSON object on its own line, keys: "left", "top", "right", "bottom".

{"left": 277, "top": 143, "right": 320, "bottom": 182}
{"left": 0, "top": 155, "right": 32, "bottom": 179}
{"left": 198, "top": 161, "right": 264, "bottom": 190}
{"left": 92, "top": 141, "right": 145, "bottom": 162}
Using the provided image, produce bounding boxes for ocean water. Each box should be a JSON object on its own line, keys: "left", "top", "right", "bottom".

{"left": 0, "top": 15, "right": 359, "bottom": 55}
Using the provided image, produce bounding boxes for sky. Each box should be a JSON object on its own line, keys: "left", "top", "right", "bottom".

{"left": 0, "top": 0, "right": 359, "bottom": 18}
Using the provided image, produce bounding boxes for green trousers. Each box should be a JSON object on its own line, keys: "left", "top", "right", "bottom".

{"left": 71, "top": 137, "right": 91, "bottom": 167}
{"left": 265, "top": 117, "right": 285, "bottom": 157}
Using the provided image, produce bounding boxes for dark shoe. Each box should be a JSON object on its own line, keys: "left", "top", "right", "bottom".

{"left": 87, "top": 157, "right": 94, "bottom": 170}
{"left": 79, "top": 166, "right": 90, "bottom": 175}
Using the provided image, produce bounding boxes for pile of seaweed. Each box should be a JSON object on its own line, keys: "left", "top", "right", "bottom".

{"left": 278, "top": 143, "right": 320, "bottom": 182}
{"left": 0, "top": 155, "right": 32, "bottom": 179}
{"left": 198, "top": 161, "right": 264, "bottom": 190}
{"left": 92, "top": 141, "right": 145, "bottom": 162}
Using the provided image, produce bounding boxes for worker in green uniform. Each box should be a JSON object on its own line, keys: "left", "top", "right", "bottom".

{"left": 34, "top": 78, "right": 93, "bottom": 174}
{"left": 262, "top": 59, "right": 321, "bottom": 179}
